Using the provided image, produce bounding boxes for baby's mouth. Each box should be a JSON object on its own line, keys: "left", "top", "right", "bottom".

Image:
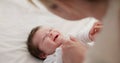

{"left": 53, "top": 34, "right": 59, "bottom": 41}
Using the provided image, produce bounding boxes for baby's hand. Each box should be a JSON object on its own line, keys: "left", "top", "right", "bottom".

{"left": 89, "top": 21, "right": 103, "bottom": 41}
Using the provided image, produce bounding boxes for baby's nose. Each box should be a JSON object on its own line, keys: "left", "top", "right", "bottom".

{"left": 49, "top": 32, "right": 53, "bottom": 37}
{"left": 48, "top": 31, "right": 55, "bottom": 40}
{"left": 48, "top": 31, "right": 57, "bottom": 39}
{"left": 48, "top": 30, "right": 55, "bottom": 37}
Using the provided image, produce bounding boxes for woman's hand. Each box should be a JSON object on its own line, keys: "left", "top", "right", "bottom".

{"left": 62, "top": 36, "right": 88, "bottom": 63}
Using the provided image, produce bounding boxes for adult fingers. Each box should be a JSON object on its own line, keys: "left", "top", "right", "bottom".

{"left": 69, "top": 35, "right": 78, "bottom": 42}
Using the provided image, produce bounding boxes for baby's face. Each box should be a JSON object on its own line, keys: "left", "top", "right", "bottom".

{"left": 32, "top": 27, "right": 63, "bottom": 55}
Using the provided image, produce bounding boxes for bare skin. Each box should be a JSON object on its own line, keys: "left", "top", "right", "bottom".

{"left": 40, "top": 0, "right": 109, "bottom": 20}
{"left": 62, "top": 36, "right": 87, "bottom": 63}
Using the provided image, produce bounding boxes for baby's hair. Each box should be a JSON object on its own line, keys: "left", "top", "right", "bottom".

{"left": 27, "top": 26, "right": 45, "bottom": 60}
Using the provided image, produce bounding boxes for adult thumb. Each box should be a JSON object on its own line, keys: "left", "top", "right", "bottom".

{"left": 70, "top": 36, "right": 78, "bottom": 42}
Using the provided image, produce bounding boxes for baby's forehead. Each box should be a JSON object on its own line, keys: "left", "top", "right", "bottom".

{"left": 34, "top": 27, "right": 53, "bottom": 36}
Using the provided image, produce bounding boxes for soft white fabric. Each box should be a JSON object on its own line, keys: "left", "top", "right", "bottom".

{"left": 44, "top": 47, "right": 63, "bottom": 63}
{"left": 68, "top": 18, "right": 98, "bottom": 44}
{"left": 0, "top": 0, "right": 96, "bottom": 63}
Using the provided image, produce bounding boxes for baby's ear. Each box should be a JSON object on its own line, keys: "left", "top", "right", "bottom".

{"left": 39, "top": 53, "right": 47, "bottom": 59}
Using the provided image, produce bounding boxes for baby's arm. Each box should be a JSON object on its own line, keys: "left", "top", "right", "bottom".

{"left": 75, "top": 19, "right": 102, "bottom": 44}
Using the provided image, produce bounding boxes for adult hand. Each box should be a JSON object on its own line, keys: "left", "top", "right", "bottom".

{"left": 61, "top": 36, "right": 88, "bottom": 63}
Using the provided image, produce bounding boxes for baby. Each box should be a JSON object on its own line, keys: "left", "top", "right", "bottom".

{"left": 27, "top": 20, "right": 102, "bottom": 63}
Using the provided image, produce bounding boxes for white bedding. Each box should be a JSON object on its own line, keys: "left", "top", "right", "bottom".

{"left": 0, "top": 0, "right": 93, "bottom": 63}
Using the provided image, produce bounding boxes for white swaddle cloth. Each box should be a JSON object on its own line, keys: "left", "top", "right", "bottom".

{"left": 43, "top": 17, "right": 99, "bottom": 63}
{"left": 66, "top": 17, "right": 98, "bottom": 45}
{"left": 75, "top": 18, "right": 98, "bottom": 44}
{"left": 43, "top": 47, "right": 62, "bottom": 63}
